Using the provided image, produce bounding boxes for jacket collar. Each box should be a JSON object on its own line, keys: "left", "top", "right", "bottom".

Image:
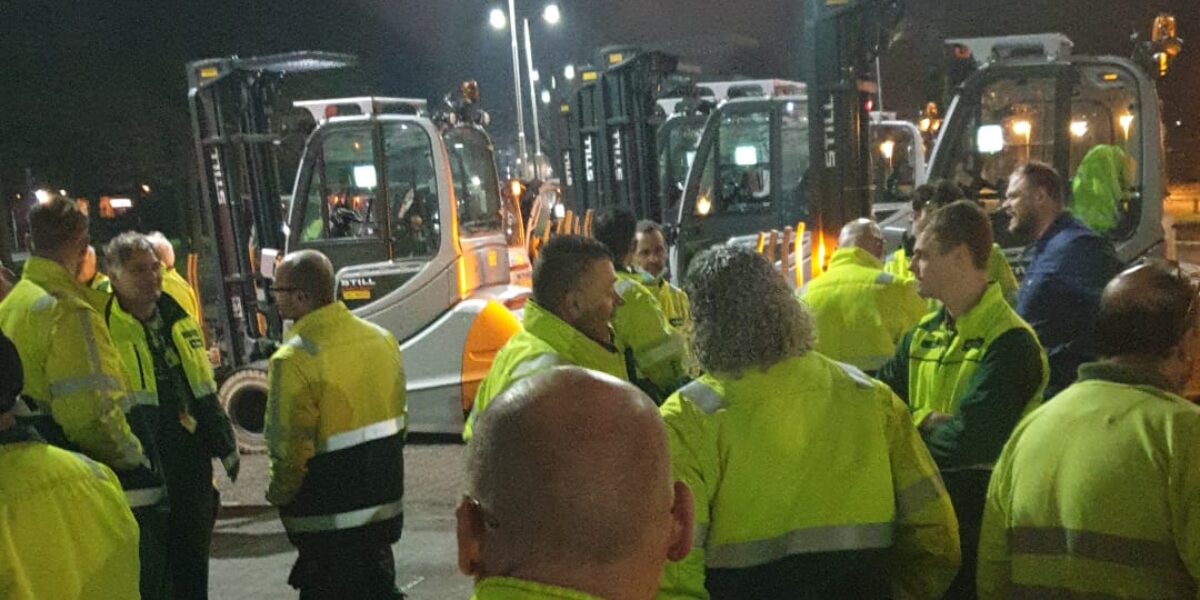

{"left": 21, "top": 256, "right": 83, "bottom": 298}
{"left": 934, "top": 282, "right": 1008, "bottom": 336}
{"left": 286, "top": 302, "right": 350, "bottom": 342}
{"left": 828, "top": 246, "right": 883, "bottom": 271}
{"left": 1077, "top": 360, "right": 1175, "bottom": 394}
{"left": 0, "top": 424, "right": 43, "bottom": 446}
{"left": 522, "top": 301, "right": 617, "bottom": 355}
{"left": 1034, "top": 212, "right": 1077, "bottom": 251}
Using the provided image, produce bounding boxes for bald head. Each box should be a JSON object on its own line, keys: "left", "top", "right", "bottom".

{"left": 460, "top": 367, "right": 692, "bottom": 598}
{"left": 1097, "top": 261, "right": 1197, "bottom": 360}
{"left": 274, "top": 250, "right": 336, "bottom": 321}
{"left": 146, "top": 232, "right": 176, "bottom": 269}
{"left": 838, "top": 218, "right": 885, "bottom": 259}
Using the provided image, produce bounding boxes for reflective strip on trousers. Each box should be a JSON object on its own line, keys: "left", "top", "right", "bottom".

{"left": 48, "top": 373, "right": 124, "bottom": 399}
{"left": 281, "top": 498, "right": 404, "bottom": 534}
{"left": 637, "top": 332, "right": 685, "bottom": 369}
{"left": 1009, "top": 526, "right": 1182, "bottom": 569}
{"left": 317, "top": 415, "right": 407, "bottom": 454}
{"left": 125, "top": 486, "right": 166, "bottom": 508}
{"left": 705, "top": 522, "right": 894, "bottom": 569}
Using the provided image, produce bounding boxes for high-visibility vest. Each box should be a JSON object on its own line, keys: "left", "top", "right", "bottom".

{"left": 0, "top": 426, "right": 141, "bottom": 600}
{"left": 658, "top": 353, "right": 961, "bottom": 599}
{"left": 265, "top": 302, "right": 406, "bottom": 546}
{"left": 0, "top": 257, "right": 144, "bottom": 470}
{"left": 800, "top": 247, "right": 927, "bottom": 372}
{"left": 465, "top": 300, "right": 627, "bottom": 441}
{"left": 471, "top": 577, "right": 602, "bottom": 600}
{"left": 979, "top": 364, "right": 1200, "bottom": 598}
{"left": 614, "top": 270, "right": 687, "bottom": 396}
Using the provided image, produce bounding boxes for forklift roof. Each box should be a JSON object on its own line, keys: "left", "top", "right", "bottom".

{"left": 946, "top": 34, "right": 1074, "bottom": 66}
{"left": 294, "top": 97, "right": 428, "bottom": 123}
{"left": 187, "top": 51, "right": 357, "bottom": 90}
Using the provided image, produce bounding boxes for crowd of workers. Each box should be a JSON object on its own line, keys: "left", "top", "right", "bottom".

{"left": 0, "top": 158, "right": 1197, "bottom": 600}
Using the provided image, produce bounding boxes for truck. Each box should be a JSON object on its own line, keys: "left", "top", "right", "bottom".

{"left": 186, "top": 52, "right": 528, "bottom": 450}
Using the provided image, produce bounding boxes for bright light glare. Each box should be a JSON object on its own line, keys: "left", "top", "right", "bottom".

{"left": 1070, "top": 120, "right": 1089, "bottom": 138}
{"left": 489, "top": 7, "right": 507, "bottom": 30}
{"left": 976, "top": 125, "right": 1005, "bottom": 154}
{"left": 1120, "top": 113, "right": 1135, "bottom": 138}
{"left": 563, "top": 64, "right": 576, "bottom": 80}
{"left": 734, "top": 146, "right": 759, "bottom": 166}
{"left": 110, "top": 198, "right": 133, "bottom": 209}
{"left": 353, "top": 165, "right": 378, "bottom": 189}
{"left": 553, "top": 203, "right": 566, "bottom": 218}
{"left": 696, "top": 194, "right": 712, "bottom": 216}
{"left": 878, "top": 140, "right": 896, "bottom": 161}
{"left": 541, "top": 90, "right": 552, "bottom": 104}
{"left": 685, "top": 151, "right": 697, "bottom": 167}
{"left": 530, "top": 69, "right": 539, "bottom": 83}
{"left": 141, "top": 184, "right": 152, "bottom": 194}
{"left": 542, "top": 3, "right": 561, "bottom": 25}
{"left": 35, "top": 189, "right": 51, "bottom": 203}
{"left": 1012, "top": 120, "right": 1032, "bottom": 138}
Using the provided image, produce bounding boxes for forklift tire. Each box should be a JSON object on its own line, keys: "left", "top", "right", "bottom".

{"left": 218, "top": 368, "right": 270, "bottom": 454}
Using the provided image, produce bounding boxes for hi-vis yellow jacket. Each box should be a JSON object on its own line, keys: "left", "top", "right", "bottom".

{"left": 658, "top": 353, "right": 960, "bottom": 599}
{"left": 0, "top": 257, "right": 144, "bottom": 470}
{"left": 265, "top": 302, "right": 406, "bottom": 546}
{"left": 465, "top": 300, "right": 627, "bottom": 441}
{"left": 0, "top": 425, "right": 140, "bottom": 600}
{"left": 800, "top": 247, "right": 927, "bottom": 372}
{"left": 978, "top": 362, "right": 1200, "bottom": 598}
{"left": 614, "top": 269, "right": 687, "bottom": 396}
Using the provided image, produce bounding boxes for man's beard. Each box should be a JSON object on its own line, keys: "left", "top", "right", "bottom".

{"left": 1008, "top": 213, "right": 1037, "bottom": 242}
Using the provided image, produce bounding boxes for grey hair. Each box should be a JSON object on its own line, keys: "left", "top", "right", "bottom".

{"left": 685, "top": 245, "right": 815, "bottom": 375}
{"left": 838, "top": 218, "right": 882, "bottom": 248}
{"left": 104, "top": 232, "right": 158, "bottom": 274}
{"left": 145, "top": 231, "right": 176, "bottom": 268}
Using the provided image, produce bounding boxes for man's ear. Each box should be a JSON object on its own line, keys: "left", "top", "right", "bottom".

{"left": 456, "top": 497, "right": 485, "bottom": 577}
{"left": 667, "top": 481, "right": 695, "bottom": 562}
{"left": 560, "top": 289, "right": 581, "bottom": 321}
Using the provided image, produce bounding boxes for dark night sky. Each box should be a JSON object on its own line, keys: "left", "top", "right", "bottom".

{"left": 1, "top": 0, "right": 1196, "bottom": 206}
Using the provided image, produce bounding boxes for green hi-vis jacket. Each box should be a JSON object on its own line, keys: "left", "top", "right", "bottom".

{"left": 800, "top": 247, "right": 928, "bottom": 372}
{"left": 104, "top": 293, "right": 237, "bottom": 476}
{"left": 979, "top": 362, "right": 1200, "bottom": 598}
{"left": 464, "top": 300, "right": 627, "bottom": 441}
{"left": 642, "top": 272, "right": 692, "bottom": 331}
{"left": 265, "top": 302, "right": 406, "bottom": 547}
{"left": 658, "top": 353, "right": 961, "bottom": 599}
{"left": 614, "top": 269, "right": 688, "bottom": 396}
{"left": 0, "top": 257, "right": 144, "bottom": 470}
{"left": 0, "top": 426, "right": 140, "bottom": 600}
{"left": 1071, "top": 144, "right": 1131, "bottom": 235}
{"left": 877, "top": 283, "right": 1047, "bottom": 470}
{"left": 472, "top": 577, "right": 601, "bottom": 600}
{"left": 885, "top": 244, "right": 1020, "bottom": 307}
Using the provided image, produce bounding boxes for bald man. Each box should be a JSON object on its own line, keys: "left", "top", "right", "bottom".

{"left": 458, "top": 367, "right": 694, "bottom": 600}
{"left": 265, "top": 250, "right": 407, "bottom": 599}
{"left": 979, "top": 260, "right": 1200, "bottom": 597}
{"left": 799, "top": 218, "right": 926, "bottom": 372}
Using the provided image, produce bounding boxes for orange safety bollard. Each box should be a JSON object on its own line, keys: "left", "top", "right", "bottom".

{"left": 793, "top": 222, "right": 806, "bottom": 289}
{"left": 755, "top": 232, "right": 767, "bottom": 254}
{"left": 583, "top": 209, "right": 594, "bottom": 237}
{"left": 781, "top": 227, "right": 794, "bottom": 272}
{"left": 765, "top": 230, "right": 779, "bottom": 263}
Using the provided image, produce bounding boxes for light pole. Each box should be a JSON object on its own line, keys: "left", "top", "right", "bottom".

{"left": 490, "top": 2, "right": 561, "bottom": 179}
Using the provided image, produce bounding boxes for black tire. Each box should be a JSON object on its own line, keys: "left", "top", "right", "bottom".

{"left": 218, "top": 368, "right": 269, "bottom": 454}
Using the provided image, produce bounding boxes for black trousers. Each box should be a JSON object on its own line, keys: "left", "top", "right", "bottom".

{"left": 940, "top": 469, "right": 991, "bottom": 600}
{"left": 288, "top": 543, "right": 402, "bottom": 600}
{"left": 133, "top": 503, "right": 170, "bottom": 600}
{"left": 159, "top": 415, "right": 219, "bottom": 600}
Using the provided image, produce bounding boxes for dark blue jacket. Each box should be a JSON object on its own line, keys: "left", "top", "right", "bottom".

{"left": 1017, "top": 213, "right": 1123, "bottom": 398}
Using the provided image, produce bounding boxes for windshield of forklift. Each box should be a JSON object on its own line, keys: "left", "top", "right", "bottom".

{"left": 693, "top": 107, "right": 773, "bottom": 216}
{"left": 444, "top": 127, "right": 503, "bottom": 236}
{"left": 942, "top": 65, "right": 1142, "bottom": 244}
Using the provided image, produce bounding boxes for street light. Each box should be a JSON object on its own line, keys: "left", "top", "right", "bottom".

{"left": 489, "top": 7, "right": 507, "bottom": 30}
{"left": 563, "top": 64, "right": 576, "bottom": 81}
{"left": 541, "top": 89, "right": 552, "bottom": 105}
{"left": 542, "top": 3, "right": 561, "bottom": 25}
{"left": 489, "top": 2, "right": 562, "bottom": 178}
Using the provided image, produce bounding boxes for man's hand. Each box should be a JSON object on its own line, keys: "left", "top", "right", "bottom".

{"left": 222, "top": 453, "right": 241, "bottom": 483}
{"left": 919, "top": 411, "right": 954, "bottom": 435}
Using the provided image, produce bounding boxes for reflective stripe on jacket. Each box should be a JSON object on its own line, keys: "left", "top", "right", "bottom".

{"left": 658, "top": 353, "right": 960, "bottom": 599}
{"left": 0, "top": 256, "right": 144, "bottom": 470}
{"left": 0, "top": 426, "right": 140, "bottom": 599}
{"left": 800, "top": 247, "right": 927, "bottom": 372}
{"left": 265, "top": 302, "right": 406, "bottom": 547}
{"left": 613, "top": 270, "right": 687, "bottom": 396}
{"left": 464, "top": 300, "right": 627, "bottom": 441}
{"left": 979, "top": 362, "right": 1200, "bottom": 598}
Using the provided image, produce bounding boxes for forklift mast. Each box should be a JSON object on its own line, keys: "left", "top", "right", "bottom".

{"left": 802, "top": 0, "right": 902, "bottom": 245}
{"left": 186, "top": 52, "right": 357, "bottom": 372}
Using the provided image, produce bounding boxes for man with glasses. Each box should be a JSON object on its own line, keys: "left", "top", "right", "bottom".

{"left": 979, "top": 260, "right": 1200, "bottom": 597}
{"left": 1003, "top": 161, "right": 1123, "bottom": 398}
{"left": 265, "top": 249, "right": 407, "bottom": 599}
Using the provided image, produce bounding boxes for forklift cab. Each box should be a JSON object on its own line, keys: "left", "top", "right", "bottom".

{"left": 287, "top": 97, "right": 514, "bottom": 343}
{"left": 657, "top": 112, "right": 708, "bottom": 228}
{"left": 928, "top": 35, "right": 1166, "bottom": 266}
{"left": 869, "top": 118, "right": 927, "bottom": 220}
{"left": 674, "top": 91, "right": 810, "bottom": 279}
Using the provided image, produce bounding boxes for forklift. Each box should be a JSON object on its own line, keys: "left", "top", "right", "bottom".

{"left": 186, "top": 52, "right": 528, "bottom": 450}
